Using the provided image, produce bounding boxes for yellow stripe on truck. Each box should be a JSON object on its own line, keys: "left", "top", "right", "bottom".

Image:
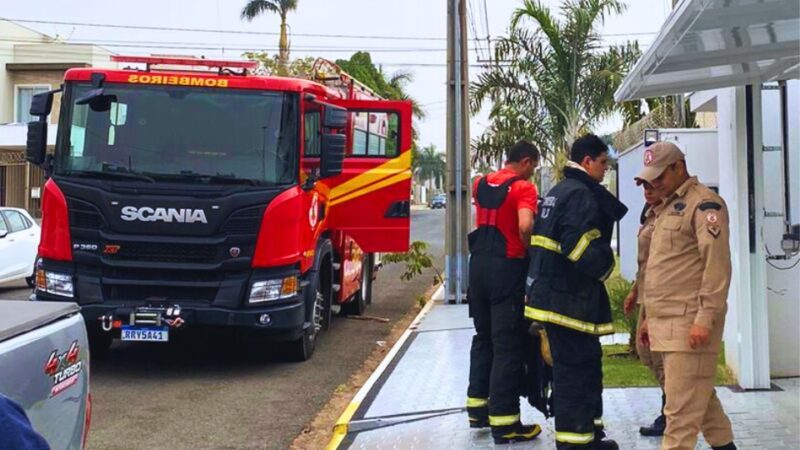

{"left": 330, "top": 171, "right": 411, "bottom": 206}
{"left": 327, "top": 151, "right": 410, "bottom": 201}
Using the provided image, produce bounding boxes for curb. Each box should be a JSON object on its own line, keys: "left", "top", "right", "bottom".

{"left": 324, "top": 284, "right": 443, "bottom": 450}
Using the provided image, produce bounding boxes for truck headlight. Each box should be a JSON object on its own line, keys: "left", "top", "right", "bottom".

{"left": 36, "top": 270, "right": 74, "bottom": 298}
{"left": 249, "top": 275, "right": 298, "bottom": 304}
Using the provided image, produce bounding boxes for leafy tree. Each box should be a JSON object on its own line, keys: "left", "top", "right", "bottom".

{"left": 471, "top": 0, "right": 640, "bottom": 172}
{"left": 242, "top": 53, "right": 316, "bottom": 77}
{"left": 335, "top": 52, "right": 426, "bottom": 121}
{"left": 414, "top": 144, "right": 446, "bottom": 190}
{"left": 240, "top": 0, "right": 299, "bottom": 75}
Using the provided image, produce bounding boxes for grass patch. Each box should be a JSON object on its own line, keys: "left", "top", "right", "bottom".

{"left": 603, "top": 344, "right": 736, "bottom": 387}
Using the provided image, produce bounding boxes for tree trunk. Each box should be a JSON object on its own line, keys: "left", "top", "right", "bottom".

{"left": 278, "top": 17, "right": 289, "bottom": 75}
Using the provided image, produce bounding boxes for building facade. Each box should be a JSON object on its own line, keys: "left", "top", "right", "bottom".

{"left": 0, "top": 18, "right": 115, "bottom": 215}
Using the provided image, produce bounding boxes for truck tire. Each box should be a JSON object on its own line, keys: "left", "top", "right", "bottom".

{"left": 286, "top": 248, "right": 332, "bottom": 362}
{"left": 343, "top": 253, "right": 372, "bottom": 315}
{"left": 87, "top": 325, "right": 113, "bottom": 359}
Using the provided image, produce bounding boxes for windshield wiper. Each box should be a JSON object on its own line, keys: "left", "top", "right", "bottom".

{"left": 145, "top": 172, "right": 261, "bottom": 186}
{"left": 68, "top": 170, "right": 155, "bottom": 183}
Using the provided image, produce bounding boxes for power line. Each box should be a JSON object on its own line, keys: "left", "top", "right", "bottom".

{"left": 0, "top": 35, "right": 639, "bottom": 57}
{"left": 481, "top": 0, "right": 493, "bottom": 65}
{"left": 0, "top": 47, "right": 501, "bottom": 68}
{"left": 0, "top": 36, "right": 487, "bottom": 53}
{"left": 3, "top": 18, "right": 449, "bottom": 42}
{"left": 2, "top": 18, "right": 658, "bottom": 42}
{"left": 467, "top": 0, "right": 484, "bottom": 61}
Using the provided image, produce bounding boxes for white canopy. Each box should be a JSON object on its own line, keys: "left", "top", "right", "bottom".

{"left": 615, "top": 0, "right": 800, "bottom": 102}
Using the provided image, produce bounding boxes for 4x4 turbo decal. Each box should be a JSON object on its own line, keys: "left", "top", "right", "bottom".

{"left": 43, "top": 340, "right": 83, "bottom": 397}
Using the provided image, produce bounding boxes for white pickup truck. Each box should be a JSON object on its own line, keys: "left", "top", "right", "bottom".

{"left": 0, "top": 301, "right": 91, "bottom": 449}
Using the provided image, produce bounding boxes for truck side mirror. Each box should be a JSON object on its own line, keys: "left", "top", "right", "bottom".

{"left": 320, "top": 134, "right": 345, "bottom": 178}
{"left": 26, "top": 89, "right": 60, "bottom": 167}
{"left": 30, "top": 90, "right": 57, "bottom": 116}
{"left": 323, "top": 106, "right": 347, "bottom": 129}
{"left": 26, "top": 121, "right": 48, "bottom": 166}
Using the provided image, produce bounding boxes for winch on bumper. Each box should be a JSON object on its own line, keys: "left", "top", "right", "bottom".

{"left": 83, "top": 300, "right": 307, "bottom": 341}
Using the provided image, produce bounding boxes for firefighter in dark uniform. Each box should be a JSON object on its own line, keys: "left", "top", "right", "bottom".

{"left": 525, "top": 134, "right": 627, "bottom": 450}
{"left": 466, "top": 140, "right": 542, "bottom": 444}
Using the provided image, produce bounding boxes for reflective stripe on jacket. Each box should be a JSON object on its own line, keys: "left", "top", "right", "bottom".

{"left": 525, "top": 167, "right": 627, "bottom": 335}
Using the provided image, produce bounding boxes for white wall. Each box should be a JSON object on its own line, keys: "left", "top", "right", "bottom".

{"left": 617, "top": 129, "right": 719, "bottom": 282}
{"left": 762, "top": 81, "right": 800, "bottom": 377}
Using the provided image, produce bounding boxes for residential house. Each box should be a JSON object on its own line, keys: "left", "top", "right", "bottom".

{"left": 0, "top": 18, "right": 116, "bottom": 215}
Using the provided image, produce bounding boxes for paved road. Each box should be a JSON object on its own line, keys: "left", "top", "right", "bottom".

{"left": 1, "top": 209, "right": 444, "bottom": 450}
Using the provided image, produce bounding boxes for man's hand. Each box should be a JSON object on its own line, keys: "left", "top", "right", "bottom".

{"left": 639, "top": 318, "right": 649, "bottom": 347}
{"left": 623, "top": 289, "right": 637, "bottom": 316}
{"left": 689, "top": 324, "right": 710, "bottom": 349}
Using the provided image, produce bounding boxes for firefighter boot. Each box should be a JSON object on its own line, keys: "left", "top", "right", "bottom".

{"left": 492, "top": 423, "right": 542, "bottom": 444}
{"left": 639, "top": 393, "right": 666, "bottom": 436}
{"left": 467, "top": 405, "right": 489, "bottom": 429}
{"left": 711, "top": 444, "right": 737, "bottom": 450}
{"left": 594, "top": 440, "right": 619, "bottom": 450}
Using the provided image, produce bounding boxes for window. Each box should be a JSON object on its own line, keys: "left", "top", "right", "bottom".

{"left": 0, "top": 215, "right": 7, "bottom": 234}
{"left": 350, "top": 111, "right": 400, "bottom": 158}
{"left": 3, "top": 210, "right": 29, "bottom": 233}
{"left": 304, "top": 112, "right": 321, "bottom": 156}
{"left": 15, "top": 85, "right": 50, "bottom": 123}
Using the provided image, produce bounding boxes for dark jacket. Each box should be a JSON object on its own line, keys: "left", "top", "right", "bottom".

{"left": 525, "top": 166, "right": 627, "bottom": 335}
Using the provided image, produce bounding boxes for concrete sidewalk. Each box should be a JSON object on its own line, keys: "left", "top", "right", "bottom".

{"left": 330, "top": 297, "right": 800, "bottom": 449}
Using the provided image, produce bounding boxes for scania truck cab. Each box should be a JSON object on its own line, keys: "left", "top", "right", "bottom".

{"left": 26, "top": 56, "right": 412, "bottom": 361}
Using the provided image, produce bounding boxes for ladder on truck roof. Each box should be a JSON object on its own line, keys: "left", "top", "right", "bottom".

{"left": 111, "top": 55, "right": 257, "bottom": 75}
{"left": 311, "top": 58, "right": 383, "bottom": 100}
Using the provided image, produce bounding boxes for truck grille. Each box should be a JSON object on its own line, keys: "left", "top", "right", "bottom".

{"left": 68, "top": 199, "right": 106, "bottom": 230}
{"left": 221, "top": 207, "right": 263, "bottom": 235}
{"left": 103, "top": 284, "right": 218, "bottom": 302}
{"left": 108, "top": 242, "right": 219, "bottom": 264}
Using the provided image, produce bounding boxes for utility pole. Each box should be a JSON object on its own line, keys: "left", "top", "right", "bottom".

{"left": 445, "top": 0, "right": 471, "bottom": 304}
{"left": 672, "top": 0, "right": 685, "bottom": 127}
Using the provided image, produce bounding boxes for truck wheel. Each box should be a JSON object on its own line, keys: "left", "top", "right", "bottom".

{"left": 87, "top": 325, "right": 113, "bottom": 359}
{"left": 286, "top": 255, "right": 332, "bottom": 362}
{"left": 343, "top": 254, "right": 372, "bottom": 315}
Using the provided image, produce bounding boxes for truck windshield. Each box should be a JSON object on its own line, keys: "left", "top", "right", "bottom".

{"left": 55, "top": 83, "right": 298, "bottom": 186}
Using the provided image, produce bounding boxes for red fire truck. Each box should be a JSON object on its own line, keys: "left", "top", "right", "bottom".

{"left": 25, "top": 56, "right": 412, "bottom": 361}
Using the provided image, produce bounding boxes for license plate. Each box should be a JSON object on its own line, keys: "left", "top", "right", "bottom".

{"left": 120, "top": 326, "right": 169, "bottom": 342}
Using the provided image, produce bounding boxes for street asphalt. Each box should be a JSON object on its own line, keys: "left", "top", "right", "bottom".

{"left": 0, "top": 208, "right": 444, "bottom": 450}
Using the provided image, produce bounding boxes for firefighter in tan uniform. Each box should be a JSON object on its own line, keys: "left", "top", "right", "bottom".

{"left": 624, "top": 181, "right": 666, "bottom": 436}
{"left": 636, "top": 142, "right": 737, "bottom": 450}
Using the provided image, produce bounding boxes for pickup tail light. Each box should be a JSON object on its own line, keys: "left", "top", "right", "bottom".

{"left": 82, "top": 392, "right": 92, "bottom": 449}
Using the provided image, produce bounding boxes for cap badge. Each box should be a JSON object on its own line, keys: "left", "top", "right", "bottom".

{"left": 644, "top": 149, "right": 655, "bottom": 166}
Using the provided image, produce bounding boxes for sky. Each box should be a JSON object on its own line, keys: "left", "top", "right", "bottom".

{"left": 2, "top": 0, "right": 674, "bottom": 154}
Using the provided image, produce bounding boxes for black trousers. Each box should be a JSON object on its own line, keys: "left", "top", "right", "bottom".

{"left": 466, "top": 254, "right": 528, "bottom": 433}
{"left": 546, "top": 324, "right": 604, "bottom": 449}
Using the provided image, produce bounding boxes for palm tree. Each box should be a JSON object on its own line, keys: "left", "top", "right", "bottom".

{"left": 471, "top": 0, "right": 640, "bottom": 170}
{"left": 414, "top": 144, "right": 446, "bottom": 190}
{"left": 241, "top": 0, "right": 298, "bottom": 74}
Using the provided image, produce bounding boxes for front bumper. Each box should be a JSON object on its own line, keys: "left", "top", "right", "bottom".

{"left": 34, "top": 259, "right": 308, "bottom": 340}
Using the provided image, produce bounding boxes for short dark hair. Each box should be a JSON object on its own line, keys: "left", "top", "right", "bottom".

{"left": 507, "top": 140, "right": 540, "bottom": 163}
{"left": 570, "top": 134, "right": 608, "bottom": 164}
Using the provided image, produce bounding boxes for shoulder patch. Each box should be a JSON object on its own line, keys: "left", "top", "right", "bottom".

{"left": 698, "top": 201, "right": 722, "bottom": 211}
